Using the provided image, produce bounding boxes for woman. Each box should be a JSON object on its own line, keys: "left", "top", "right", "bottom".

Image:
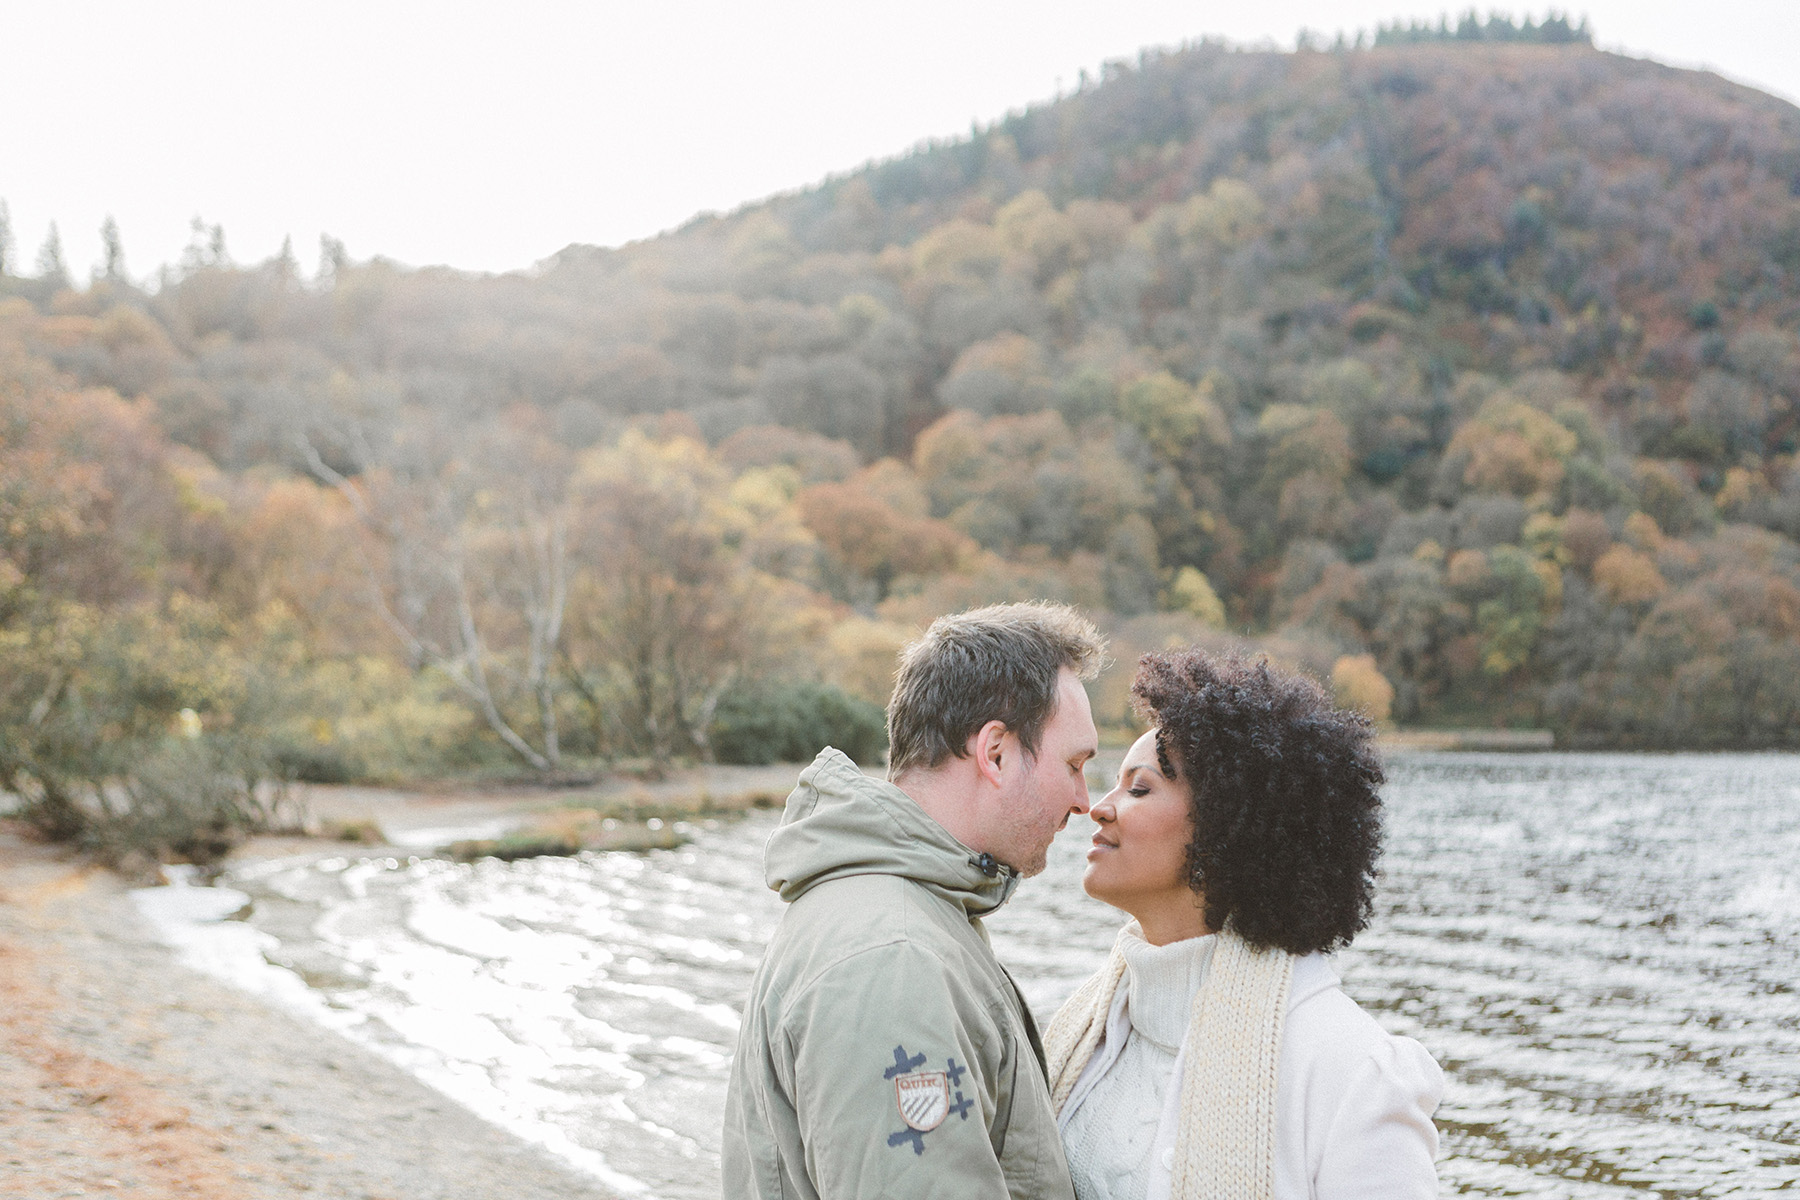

{"left": 1044, "top": 651, "right": 1442, "bottom": 1200}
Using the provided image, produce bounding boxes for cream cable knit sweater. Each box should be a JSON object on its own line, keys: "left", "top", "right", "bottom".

{"left": 1044, "top": 923, "right": 1295, "bottom": 1200}
{"left": 1060, "top": 931, "right": 1217, "bottom": 1200}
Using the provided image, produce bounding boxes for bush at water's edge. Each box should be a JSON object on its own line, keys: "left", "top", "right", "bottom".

{"left": 710, "top": 681, "right": 888, "bottom": 767}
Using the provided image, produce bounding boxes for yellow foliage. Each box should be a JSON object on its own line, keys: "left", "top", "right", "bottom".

{"left": 731, "top": 469, "right": 819, "bottom": 577}
{"left": 1448, "top": 398, "right": 1578, "bottom": 497}
{"left": 1331, "top": 654, "right": 1394, "bottom": 723}
{"left": 995, "top": 190, "right": 1080, "bottom": 270}
{"left": 322, "top": 656, "right": 477, "bottom": 776}
{"left": 95, "top": 304, "right": 175, "bottom": 358}
{"left": 227, "top": 475, "right": 376, "bottom": 655}
{"left": 1532, "top": 558, "right": 1564, "bottom": 611}
{"left": 1623, "top": 511, "right": 1665, "bottom": 551}
{"left": 1592, "top": 545, "right": 1668, "bottom": 604}
{"left": 1168, "top": 566, "right": 1227, "bottom": 627}
{"left": 826, "top": 617, "right": 915, "bottom": 707}
{"left": 994, "top": 188, "right": 1050, "bottom": 228}
{"left": 170, "top": 458, "right": 231, "bottom": 518}
{"left": 1121, "top": 372, "right": 1229, "bottom": 450}
{"left": 1178, "top": 178, "right": 1265, "bottom": 248}
{"left": 729, "top": 465, "right": 803, "bottom": 514}
{"left": 1522, "top": 512, "right": 1568, "bottom": 564}
{"left": 576, "top": 427, "right": 728, "bottom": 516}
{"left": 1715, "top": 467, "right": 1773, "bottom": 517}
{"left": 911, "top": 218, "right": 1004, "bottom": 277}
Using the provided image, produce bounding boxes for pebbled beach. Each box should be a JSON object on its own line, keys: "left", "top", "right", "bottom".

{"left": 0, "top": 823, "right": 618, "bottom": 1200}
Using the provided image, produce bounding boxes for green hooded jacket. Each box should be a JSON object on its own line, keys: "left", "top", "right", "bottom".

{"left": 720, "top": 748, "right": 1076, "bottom": 1200}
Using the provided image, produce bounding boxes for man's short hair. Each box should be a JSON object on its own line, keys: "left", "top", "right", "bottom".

{"left": 887, "top": 602, "right": 1106, "bottom": 776}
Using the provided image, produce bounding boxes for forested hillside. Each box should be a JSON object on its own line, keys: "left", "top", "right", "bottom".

{"left": 8, "top": 36, "right": 1800, "bottom": 844}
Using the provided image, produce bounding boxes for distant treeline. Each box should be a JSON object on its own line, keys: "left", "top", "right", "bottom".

{"left": 6, "top": 35, "right": 1800, "bottom": 861}
{"left": 1372, "top": 12, "right": 1591, "bottom": 47}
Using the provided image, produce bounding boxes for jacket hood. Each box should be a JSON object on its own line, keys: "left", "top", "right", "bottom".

{"left": 765, "top": 748, "right": 1021, "bottom": 917}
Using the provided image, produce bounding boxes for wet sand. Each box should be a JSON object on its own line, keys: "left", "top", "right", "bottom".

{"left": 0, "top": 822, "right": 619, "bottom": 1200}
{"left": 0, "top": 764, "right": 812, "bottom": 1199}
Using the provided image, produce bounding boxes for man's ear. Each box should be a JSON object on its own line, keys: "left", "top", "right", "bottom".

{"left": 970, "top": 719, "right": 1009, "bottom": 787}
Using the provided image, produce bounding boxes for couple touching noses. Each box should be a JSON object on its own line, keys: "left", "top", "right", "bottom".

{"left": 722, "top": 602, "right": 1441, "bottom": 1200}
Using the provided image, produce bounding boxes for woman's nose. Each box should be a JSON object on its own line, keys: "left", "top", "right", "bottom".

{"left": 1091, "top": 789, "right": 1119, "bottom": 821}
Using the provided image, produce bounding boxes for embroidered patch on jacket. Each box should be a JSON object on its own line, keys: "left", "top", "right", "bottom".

{"left": 884, "top": 1045, "right": 974, "bottom": 1155}
{"left": 895, "top": 1070, "right": 949, "bottom": 1132}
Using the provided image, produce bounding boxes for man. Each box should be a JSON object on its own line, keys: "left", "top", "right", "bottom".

{"left": 721, "top": 602, "right": 1105, "bottom": 1200}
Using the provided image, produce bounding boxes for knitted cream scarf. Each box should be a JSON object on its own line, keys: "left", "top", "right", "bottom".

{"left": 1043, "top": 922, "right": 1295, "bottom": 1200}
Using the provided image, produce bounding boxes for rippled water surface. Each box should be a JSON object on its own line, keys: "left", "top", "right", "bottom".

{"left": 211, "top": 753, "right": 1800, "bottom": 1197}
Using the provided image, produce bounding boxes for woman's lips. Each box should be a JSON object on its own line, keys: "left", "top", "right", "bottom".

{"left": 1086, "top": 834, "right": 1116, "bottom": 861}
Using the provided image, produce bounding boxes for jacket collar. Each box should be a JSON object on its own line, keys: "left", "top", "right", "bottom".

{"left": 764, "top": 748, "right": 1021, "bottom": 917}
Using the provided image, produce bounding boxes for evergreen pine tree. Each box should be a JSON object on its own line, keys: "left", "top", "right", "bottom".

{"left": 36, "top": 223, "right": 69, "bottom": 288}
{"left": 100, "top": 215, "right": 126, "bottom": 281}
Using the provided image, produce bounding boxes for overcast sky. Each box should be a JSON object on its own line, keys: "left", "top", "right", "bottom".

{"left": 4, "top": 1, "right": 1797, "bottom": 283}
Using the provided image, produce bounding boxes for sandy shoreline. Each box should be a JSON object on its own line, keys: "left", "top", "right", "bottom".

{"left": 0, "top": 764, "right": 818, "bottom": 1199}
{"left": 0, "top": 822, "right": 624, "bottom": 1200}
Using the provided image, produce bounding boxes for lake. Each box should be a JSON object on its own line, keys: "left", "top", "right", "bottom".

{"left": 146, "top": 752, "right": 1800, "bottom": 1197}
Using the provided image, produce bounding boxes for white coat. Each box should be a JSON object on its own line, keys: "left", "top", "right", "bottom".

{"left": 1057, "top": 950, "right": 1443, "bottom": 1200}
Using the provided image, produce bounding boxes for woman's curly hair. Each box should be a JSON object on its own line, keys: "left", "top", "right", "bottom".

{"left": 1131, "top": 650, "right": 1384, "bottom": 956}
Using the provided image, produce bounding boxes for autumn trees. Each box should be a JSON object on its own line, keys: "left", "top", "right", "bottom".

{"left": 0, "top": 330, "right": 322, "bottom": 859}
{"left": 9, "top": 35, "right": 1800, "bottom": 766}
{"left": 562, "top": 430, "right": 809, "bottom": 767}
{"left": 300, "top": 407, "right": 576, "bottom": 770}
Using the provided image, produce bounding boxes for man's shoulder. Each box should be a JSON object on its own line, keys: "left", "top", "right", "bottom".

{"left": 783, "top": 872, "right": 965, "bottom": 945}
{"left": 761, "top": 877, "right": 1006, "bottom": 1015}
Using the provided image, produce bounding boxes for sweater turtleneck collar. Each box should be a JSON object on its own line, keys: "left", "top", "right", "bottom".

{"left": 1119, "top": 924, "right": 1217, "bottom": 1053}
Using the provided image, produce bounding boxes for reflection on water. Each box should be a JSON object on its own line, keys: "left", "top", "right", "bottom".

{"left": 213, "top": 753, "right": 1800, "bottom": 1198}
{"left": 1350, "top": 753, "right": 1800, "bottom": 1197}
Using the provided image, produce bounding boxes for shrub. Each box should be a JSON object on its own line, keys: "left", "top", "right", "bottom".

{"left": 709, "top": 681, "right": 889, "bottom": 766}
{"left": 271, "top": 744, "right": 365, "bottom": 784}
{"left": 1331, "top": 654, "right": 1395, "bottom": 723}
{"left": 97, "top": 740, "right": 259, "bottom": 866}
